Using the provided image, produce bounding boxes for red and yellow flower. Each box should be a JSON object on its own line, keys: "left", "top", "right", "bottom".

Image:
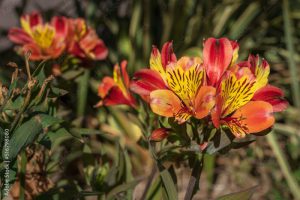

{"left": 9, "top": 12, "right": 108, "bottom": 62}
{"left": 67, "top": 18, "right": 108, "bottom": 61}
{"left": 206, "top": 38, "right": 288, "bottom": 138}
{"left": 132, "top": 38, "right": 287, "bottom": 138}
{"left": 96, "top": 60, "right": 136, "bottom": 107}
{"left": 131, "top": 42, "right": 216, "bottom": 124}
{"left": 8, "top": 12, "right": 68, "bottom": 60}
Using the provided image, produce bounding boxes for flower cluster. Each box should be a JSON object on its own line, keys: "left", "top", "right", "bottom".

{"left": 8, "top": 12, "right": 108, "bottom": 61}
{"left": 97, "top": 38, "right": 287, "bottom": 138}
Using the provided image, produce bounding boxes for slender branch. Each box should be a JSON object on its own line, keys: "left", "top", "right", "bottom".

{"left": 24, "top": 52, "right": 32, "bottom": 81}
{"left": 266, "top": 133, "right": 300, "bottom": 199}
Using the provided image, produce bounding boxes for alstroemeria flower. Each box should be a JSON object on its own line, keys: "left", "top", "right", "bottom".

{"left": 67, "top": 18, "right": 108, "bottom": 60}
{"left": 8, "top": 12, "right": 68, "bottom": 60}
{"left": 211, "top": 54, "right": 287, "bottom": 138}
{"left": 131, "top": 42, "right": 216, "bottom": 123}
{"left": 96, "top": 61, "right": 136, "bottom": 107}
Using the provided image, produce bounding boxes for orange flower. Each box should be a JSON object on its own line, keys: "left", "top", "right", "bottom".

{"left": 8, "top": 12, "right": 68, "bottom": 60}
{"left": 96, "top": 61, "right": 136, "bottom": 107}
{"left": 211, "top": 51, "right": 287, "bottom": 138}
{"left": 131, "top": 42, "right": 216, "bottom": 123}
{"left": 67, "top": 18, "right": 108, "bottom": 60}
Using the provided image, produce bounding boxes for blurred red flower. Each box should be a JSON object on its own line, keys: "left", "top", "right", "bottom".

{"left": 67, "top": 18, "right": 108, "bottom": 61}
{"left": 8, "top": 12, "right": 68, "bottom": 60}
{"left": 96, "top": 60, "right": 136, "bottom": 107}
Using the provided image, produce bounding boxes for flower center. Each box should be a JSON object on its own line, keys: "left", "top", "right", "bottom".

{"left": 31, "top": 25, "right": 55, "bottom": 49}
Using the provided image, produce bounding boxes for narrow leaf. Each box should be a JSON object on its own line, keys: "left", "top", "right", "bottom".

{"left": 217, "top": 185, "right": 258, "bottom": 200}
{"left": 4, "top": 116, "right": 43, "bottom": 161}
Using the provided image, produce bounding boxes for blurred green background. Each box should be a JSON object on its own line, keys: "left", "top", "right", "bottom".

{"left": 0, "top": 0, "right": 300, "bottom": 199}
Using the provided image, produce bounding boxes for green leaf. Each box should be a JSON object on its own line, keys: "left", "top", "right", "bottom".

{"left": 36, "top": 114, "right": 63, "bottom": 128}
{"left": 4, "top": 116, "right": 43, "bottom": 160}
{"left": 38, "top": 135, "right": 52, "bottom": 150}
{"left": 50, "top": 87, "right": 68, "bottom": 97}
{"left": 32, "top": 62, "right": 46, "bottom": 85}
{"left": 145, "top": 176, "right": 163, "bottom": 200}
{"left": 206, "top": 129, "right": 233, "bottom": 155}
{"left": 61, "top": 68, "right": 84, "bottom": 80}
{"left": 76, "top": 69, "right": 90, "bottom": 116}
{"left": 3, "top": 96, "right": 23, "bottom": 111}
{"left": 160, "top": 166, "right": 178, "bottom": 200}
{"left": 217, "top": 185, "right": 258, "bottom": 200}
{"left": 30, "top": 98, "right": 49, "bottom": 113}
{"left": 106, "top": 179, "right": 141, "bottom": 200}
{"left": 229, "top": 2, "right": 260, "bottom": 39}
{"left": 124, "top": 150, "right": 134, "bottom": 199}
{"left": 46, "top": 128, "right": 72, "bottom": 150}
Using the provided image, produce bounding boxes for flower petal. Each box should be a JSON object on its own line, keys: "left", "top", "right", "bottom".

{"left": 22, "top": 43, "right": 46, "bottom": 60}
{"left": 51, "top": 16, "right": 68, "bottom": 38}
{"left": 230, "top": 101, "right": 275, "bottom": 137}
{"left": 149, "top": 46, "right": 166, "bottom": 78}
{"left": 150, "top": 89, "right": 182, "bottom": 117}
{"left": 113, "top": 63, "right": 127, "bottom": 96}
{"left": 220, "top": 72, "right": 256, "bottom": 116}
{"left": 166, "top": 62, "right": 204, "bottom": 105}
{"left": 120, "top": 60, "right": 130, "bottom": 87}
{"left": 230, "top": 40, "right": 239, "bottom": 66}
{"left": 92, "top": 40, "right": 108, "bottom": 60}
{"left": 8, "top": 28, "right": 33, "bottom": 44}
{"left": 161, "top": 41, "right": 177, "bottom": 68}
{"left": 98, "top": 77, "right": 115, "bottom": 98}
{"left": 98, "top": 86, "right": 135, "bottom": 107}
{"left": 248, "top": 55, "right": 270, "bottom": 90}
{"left": 22, "top": 12, "right": 43, "bottom": 28}
{"left": 20, "top": 12, "right": 43, "bottom": 36}
{"left": 252, "top": 85, "right": 288, "bottom": 112}
{"left": 203, "top": 38, "right": 233, "bottom": 86}
{"left": 176, "top": 56, "right": 202, "bottom": 71}
{"left": 194, "top": 86, "right": 216, "bottom": 119}
{"left": 130, "top": 69, "right": 166, "bottom": 101}
{"left": 211, "top": 96, "right": 223, "bottom": 129}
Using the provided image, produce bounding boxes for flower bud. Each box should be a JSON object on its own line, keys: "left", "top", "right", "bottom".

{"left": 150, "top": 128, "right": 171, "bottom": 142}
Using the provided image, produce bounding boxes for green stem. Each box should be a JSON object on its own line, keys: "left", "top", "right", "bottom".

{"left": 19, "top": 151, "right": 27, "bottom": 200}
{"left": 184, "top": 153, "right": 204, "bottom": 200}
{"left": 266, "top": 133, "right": 300, "bottom": 198}
{"left": 283, "top": 0, "right": 300, "bottom": 109}
{"left": 77, "top": 69, "right": 90, "bottom": 117}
